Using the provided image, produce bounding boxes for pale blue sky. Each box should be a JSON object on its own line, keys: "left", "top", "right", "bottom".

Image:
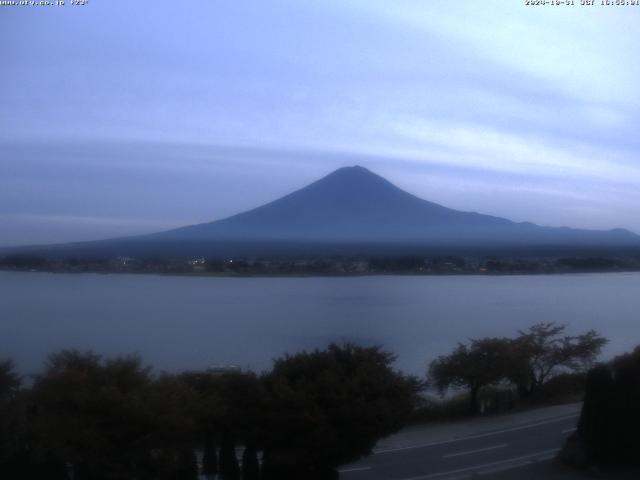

{"left": 1, "top": 0, "right": 639, "bottom": 245}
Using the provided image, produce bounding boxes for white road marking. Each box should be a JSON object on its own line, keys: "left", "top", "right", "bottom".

{"left": 562, "top": 427, "right": 576, "bottom": 434}
{"left": 338, "top": 466, "right": 372, "bottom": 473}
{"left": 477, "top": 459, "right": 533, "bottom": 476}
{"left": 478, "top": 451, "right": 558, "bottom": 476}
{"left": 398, "top": 448, "right": 561, "bottom": 480}
{"left": 443, "top": 443, "right": 508, "bottom": 459}
{"left": 376, "top": 413, "right": 578, "bottom": 454}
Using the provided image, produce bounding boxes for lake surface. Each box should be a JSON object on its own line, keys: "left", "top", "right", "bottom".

{"left": 1, "top": 271, "right": 639, "bottom": 376}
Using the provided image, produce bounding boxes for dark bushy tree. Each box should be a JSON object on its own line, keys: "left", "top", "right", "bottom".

{"left": 180, "top": 369, "right": 265, "bottom": 479}
{"left": 242, "top": 444, "right": 260, "bottom": 480}
{"left": 28, "top": 350, "right": 198, "bottom": 480}
{"left": 261, "top": 343, "right": 419, "bottom": 478}
{"left": 219, "top": 435, "right": 240, "bottom": 480}
{"left": 568, "top": 346, "right": 640, "bottom": 467}
{"left": 429, "top": 338, "right": 512, "bottom": 414}
{"left": 0, "top": 359, "right": 25, "bottom": 478}
{"left": 175, "top": 448, "right": 199, "bottom": 480}
{"left": 0, "top": 360, "right": 20, "bottom": 395}
{"left": 145, "top": 374, "right": 199, "bottom": 480}
{"left": 201, "top": 434, "right": 218, "bottom": 477}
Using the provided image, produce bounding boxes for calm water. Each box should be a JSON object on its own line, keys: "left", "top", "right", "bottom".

{"left": 1, "top": 271, "right": 639, "bottom": 376}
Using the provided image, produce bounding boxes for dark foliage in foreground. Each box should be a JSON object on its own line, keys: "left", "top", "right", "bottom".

{"left": 566, "top": 346, "right": 640, "bottom": 467}
{"left": 0, "top": 344, "right": 418, "bottom": 479}
{"left": 261, "top": 345, "right": 420, "bottom": 478}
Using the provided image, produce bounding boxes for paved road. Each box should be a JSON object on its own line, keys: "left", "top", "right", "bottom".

{"left": 339, "top": 405, "right": 585, "bottom": 480}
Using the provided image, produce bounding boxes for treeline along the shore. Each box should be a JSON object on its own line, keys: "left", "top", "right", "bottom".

{"left": 0, "top": 324, "right": 614, "bottom": 479}
{"left": 2, "top": 252, "right": 640, "bottom": 276}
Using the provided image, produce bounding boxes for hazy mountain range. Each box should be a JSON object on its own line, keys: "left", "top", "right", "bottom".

{"left": 5, "top": 166, "right": 640, "bottom": 258}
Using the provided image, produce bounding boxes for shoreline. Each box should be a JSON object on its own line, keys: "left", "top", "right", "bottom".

{"left": 2, "top": 267, "right": 640, "bottom": 279}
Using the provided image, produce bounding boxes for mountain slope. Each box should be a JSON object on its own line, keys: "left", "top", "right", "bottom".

{"left": 4, "top": 166, "right": 639, "bottom": 258}
{"left": 147, "top": 165, "right": 638, "bottom": 247}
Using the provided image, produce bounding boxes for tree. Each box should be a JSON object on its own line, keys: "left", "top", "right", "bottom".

{"left": 28, "top": 350, "right": 199, "bottom": 480}
{"left": 0, "top": 254, "right": 48, "bottom": 270}
{"left": 562, "top": 346, "right": 640, "bottom": 468}
{"left": 201, "top": 434, "right": 218, "bottom": 478}
{"left": 261, "top": 343, "right": 419, "bottom": 479}
{"left": 218, "top": 435, "right": 240, "bottom": 480}
{"left": 144, "top": 374, "right": 199, "bottom": 480}
{"left": 29, "top": 351, "right": 153, "bottom": 479}
{"left": 0, "top": 359, "right": 25, "bottom": 478}
{"left": 180, "top": 369, "right": 265, "bottom": 479}
{"left": 429, "top": 324, "right": 608, "bottom": 414}
{"left": 428, "top": 338, "right": 512, "bottom": 414}
{"left": 241, "top": 444, "right": 260, "bottom": 480}
{"left": 511, "top": 322, "right": 607, "bottom": 397}
{"left": 0, "top": 360, "right": 20, "bottom": 397}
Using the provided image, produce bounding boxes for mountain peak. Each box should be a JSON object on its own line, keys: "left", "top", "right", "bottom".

{"left": 325, "top": 165, "right": 376, "bottom": 179}
{"left": 335, "top": 165, "right": 370, "bottom": 173}
{"left": 315, "top": 165, "right": 394, "bottom": 192}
